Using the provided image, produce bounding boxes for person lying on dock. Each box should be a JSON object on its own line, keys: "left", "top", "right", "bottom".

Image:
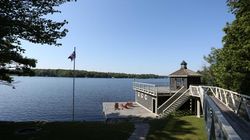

{"left": 114, "top": 102, "right": 120, "bottom": 110}
{"left": 120, "top": 104, "right": 127, "bottom": 110}
{"left": 125, "top": 102, "right": 134, "bottom": 107}
{"left": 120, "top": 103, "right": 132, "bottom": 110}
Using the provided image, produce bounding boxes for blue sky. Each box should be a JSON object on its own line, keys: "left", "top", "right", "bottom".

{"left": 22, "top": 0, "right": 234, "bottom": 75}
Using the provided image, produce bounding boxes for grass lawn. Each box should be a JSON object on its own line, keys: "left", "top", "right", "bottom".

{"left": 0, "top": 121, "right": 134, "bottom": 140}
{"left": 147, "top": 115, "right": 207, "bottom": 140}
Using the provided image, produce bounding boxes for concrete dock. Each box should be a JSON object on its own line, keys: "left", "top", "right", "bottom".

{"left": 102, "top": 102, "right": 157, "bottom": 120}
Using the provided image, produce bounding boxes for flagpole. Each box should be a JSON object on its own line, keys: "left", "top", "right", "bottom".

{"left": 72, "top": 47, "right": 76, "bottom": 121}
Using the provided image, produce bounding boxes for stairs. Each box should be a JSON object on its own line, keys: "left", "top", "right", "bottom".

{"left": 158, "top": 88, "right": 190, "bottom": 117}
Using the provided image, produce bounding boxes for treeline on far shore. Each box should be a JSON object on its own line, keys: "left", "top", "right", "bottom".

{"left": 32, "top": 69, "right": 165, "bottom": 79}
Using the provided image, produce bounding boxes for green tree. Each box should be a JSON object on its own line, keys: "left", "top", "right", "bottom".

{"left": 0, "top": 0, "right": 74, "bottom": 84}
{"left": 204, "top": 0, "right": 250, "bottom": 95}
{"left": 201, "top": 48, "right": 221, "bottom": 86}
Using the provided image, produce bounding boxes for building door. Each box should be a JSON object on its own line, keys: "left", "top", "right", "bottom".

{"left": 152, "top": 99, "right": 156, "bottom": 113}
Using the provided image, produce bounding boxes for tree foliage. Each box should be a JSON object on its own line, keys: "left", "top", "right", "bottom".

{"left": 203, "top": 0, "right": 250, "bottom": 95}
{"left": 33, "top": 69, "right": 163, "bottom": 79}
{"left": 197, "top": 65, "right": 215, "bottom": 86}
{"left": 0, "top": 0, "right": 74, "bottom": 83}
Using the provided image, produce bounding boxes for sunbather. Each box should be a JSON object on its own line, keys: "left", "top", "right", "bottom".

{"left": 125, "top": 102, "right": 134, "bottom": 107}
{"left": 121, "top": 103, "right": 130, "bottom": 109}
{"left": 114, "top": 102, "right": 119, "bottom": 110}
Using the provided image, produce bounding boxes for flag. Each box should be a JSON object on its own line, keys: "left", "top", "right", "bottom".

{"left": 68, "top": 51, "right": 76, "bottom": 61}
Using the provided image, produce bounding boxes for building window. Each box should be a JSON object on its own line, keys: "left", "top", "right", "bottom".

{"left": 138, "top": 92, "right": 140, "bottom": 97}
{"left": 141, "top": 93, "right": 144, "bottom": 98}
{"left": 176, "top": 78, "right": 183, "bottom": 89}
{"left": 144, "top": 94, "right": 147, "bottom": 100}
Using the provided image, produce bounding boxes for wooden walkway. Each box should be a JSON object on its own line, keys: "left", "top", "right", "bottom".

{"left": 128, "top": 123, "right": 149, "bottom": 140}
{"left": 211, "top": 96, "right": 250, "bottom": 140}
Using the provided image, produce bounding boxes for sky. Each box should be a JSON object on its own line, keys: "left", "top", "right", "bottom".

{"left": 22, "top": 0, "right": 235, "bottom": 76}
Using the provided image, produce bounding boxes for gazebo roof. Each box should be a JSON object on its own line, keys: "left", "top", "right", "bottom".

{"left": 169, "top": 61, "right": 201, "bottom": 77}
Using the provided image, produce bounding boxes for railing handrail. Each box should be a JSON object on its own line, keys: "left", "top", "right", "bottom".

{"left": 162, "top": 88, "right": 190, "bottom": 113}
{"left": 190, "top": 85, "right": 250, "bottom": 122}
{"left": 199, "top": 85, "right": 250, "bottom": 99}
{"left": 189, "top": 85, "right": 201, "bottom": 96}
{"left": 133, "top": 81, "right": 156, "bottom": 87}
{"left": 204, "top": 94, "right": 241, "bottom": 140}
{"left": 133, "top": 81, "right": 171, "bottom": 96}
{"left": 133, "top": 81, "right": 169, "bottom": 87}
{"left": 133, "top": 81, "right": 157, "bottom": 96}
{"left": 157, "top": 86, "right": 185, "bottom": 112}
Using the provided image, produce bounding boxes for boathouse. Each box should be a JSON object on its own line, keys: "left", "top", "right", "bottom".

{"left": 133, "top": 61, "right": 201, "bottom": 115}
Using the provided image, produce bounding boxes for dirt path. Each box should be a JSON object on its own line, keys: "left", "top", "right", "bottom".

{"left": 128, "top": 122, "right": 149, "bottom": 140}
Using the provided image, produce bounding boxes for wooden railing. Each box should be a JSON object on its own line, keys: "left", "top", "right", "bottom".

{"left": 132, "top": 82, "right": 171, "bottom": 96}
{"left": 190, "top": 85, "right": 250, "bottom": 139}
{"left": 133, "top": 82, "right": 157, "bottom": 96}
{"left": 203, "top": 94, "right": 241, "bottom": 140}
{"left": 157, "top": 86, "right": 185, "bottom": 114}
{"left": 190, "top": 85, "right": 250, "bottom": 121}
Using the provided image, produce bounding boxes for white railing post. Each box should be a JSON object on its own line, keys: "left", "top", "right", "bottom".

{"left": 215, "top": 88, "right": 218, "bottom": 98}
{"left": 199, "top": 86, "right": 204, "bottom": 110}
{"left": 190, "top": 85, "right": 194, "bottom": 96}
{"left": 209, "top": 87, "right": 216, "bottom": 97}
{"left": 230, "top": 93, "right": 236, "bottom": 111}
{"left": 224, "top": 90, "right": 229, "bottom": 107}
{"left": 216, "top": 88, "right": 220, "bottom": 99}
{"left": 197, "top": 98, "right": 201, "bottom": 118}
{"left": 219, "top": 88, "right": 223, "bottom": 102}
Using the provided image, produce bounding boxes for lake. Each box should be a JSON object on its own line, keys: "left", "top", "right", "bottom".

{"left": 0, "top": 77, "right": 168, "bottom": 121}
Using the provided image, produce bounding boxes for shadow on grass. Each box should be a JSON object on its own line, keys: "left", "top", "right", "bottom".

{"left": 104, "top": 112, "right": 154, "bottom": 123}
{"left": 0, "top": 106, "right": 153, "bottom": 140}
{"left": 147, "top": 115, "right": 200, "bottom": 140}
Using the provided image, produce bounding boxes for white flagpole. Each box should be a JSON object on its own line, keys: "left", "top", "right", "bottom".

{"left": 72, "top": 47, "right": 76, "bottom": 121}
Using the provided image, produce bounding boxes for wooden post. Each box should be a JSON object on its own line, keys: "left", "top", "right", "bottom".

{"left": 197, "top": 99, "right": 200, "bottom": 118}
{"left": 72, "top": 47, "right": 76, "bottom": 121}
{"left": 190, "top": 98, "right": 192, "bottom": 114}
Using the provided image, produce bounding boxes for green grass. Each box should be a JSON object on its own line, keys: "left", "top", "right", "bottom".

{"left": 147, "top": 115, "right": 207, "bottom": 140}
{"left": 0, "top": 121, "right": 134, "bottom": 140}
{"left": 0, "top": 115, "right": 207, "bottom": 140}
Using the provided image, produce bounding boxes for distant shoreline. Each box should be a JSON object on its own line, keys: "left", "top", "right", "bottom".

{"left": 15, "top": 75, "right": 168, "bottom": 79}
{"left": 28, "top": 69, "right": 167, "bottom": 79}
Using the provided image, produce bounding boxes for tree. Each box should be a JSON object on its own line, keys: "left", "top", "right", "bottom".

{"left": 204, "top": 0, "right": 250, "bottom": 95}
{"left": 0, "top": 0, "right": 75, "bottom": 84}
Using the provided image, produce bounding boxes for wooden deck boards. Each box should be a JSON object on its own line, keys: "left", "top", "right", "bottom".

{"left": 102, "top": 102, "right": 157, "bottom": 120}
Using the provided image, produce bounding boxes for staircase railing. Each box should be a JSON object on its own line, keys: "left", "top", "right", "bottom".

{"left": 157, "top": 86, "right": 185, "bottom": 114}
{"left": 189, "top": 85, "right": 206, "bottom": 110}
{"left": 161, "top": 88, "right": 190, "bottom": 114}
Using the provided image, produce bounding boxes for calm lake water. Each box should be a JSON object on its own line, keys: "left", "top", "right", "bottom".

{"left": 0, "top": 77, "right": 168, "bottom": 121}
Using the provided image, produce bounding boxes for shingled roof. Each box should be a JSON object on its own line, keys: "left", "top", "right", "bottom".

{"left": 169, "top": 61, "right": 201, "bottom": 77}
